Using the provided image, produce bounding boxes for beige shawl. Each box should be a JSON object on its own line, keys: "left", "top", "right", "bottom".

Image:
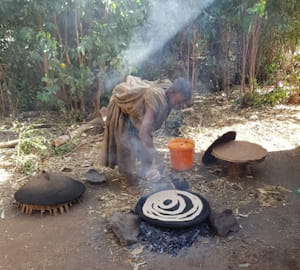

{"left": 100, "top": 76, "right": 171, "bottom": 174}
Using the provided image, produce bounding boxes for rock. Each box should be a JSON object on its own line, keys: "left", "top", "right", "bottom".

{"left": 209, "top": 209, "right": 239, "bottom": 236}
{"left": 21, "top": 111, "right": 40, "bottom": 119}
{"left": 216, "top": 96, "right": 226, "bottom": 105}
{"left": 85, "top": 169, "right": 107, "bottom": 184}
{"left": 151, "top": 181, "right": 173, "bottom": 192}
{"left": 164, "top": 112, "right": 183, "bottom": 136}
{"left": 249, "top": 115, "right": 258, "bottom": 121}
{"left": 108, "top": 212, "right": 140, "bottom": 246}
{"left": 164, "top": 120, "right": 181, "bottom": 136}
{"left": 172, "top": 178, "right": 190, "bottom": 190}
{"left": 289, "top": 92, "right": 300, "bottom": 104}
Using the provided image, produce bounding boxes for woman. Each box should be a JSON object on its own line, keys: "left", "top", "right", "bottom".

{"left": 101, "top": 75, "right": 191, "bottom": 190}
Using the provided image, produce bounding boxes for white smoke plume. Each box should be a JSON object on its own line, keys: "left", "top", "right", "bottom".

{"left": 122, "top": 0, "right": 214, "bottom": 68}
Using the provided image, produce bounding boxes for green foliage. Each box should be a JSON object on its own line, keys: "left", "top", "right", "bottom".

{"left": 14, "top": 124, "right": 50, "bottom": 175}
{"left": 250, "top": 87, "right": 290, "bottom": 107}
{"left": 285, "top": 53, "right": 300, "bottom": 90}
{"left": 0, "top": 0, "right": 147, "bottom": 116}
{"left": 1, "top": 0, "right": 300, "bottom": 113}
{"left": 36, "top": 31, "right": 58, "bottom": 58}
{"left": 17, "top": 154, "right": 41, "bottom": 176}
{"left": 100, "top": 92, "right": 112, "bottom": 108}
{"left": 258, "top": 0, "right": 300, "bottom": 82}
{"left": 248, "top": 0, "right": 266, "bottom": 17}
{"left": 53, "top": 137, "right": 80, "bottom": 156}
{"left": 16, "top": 126, "right": 49, "bottom": 158}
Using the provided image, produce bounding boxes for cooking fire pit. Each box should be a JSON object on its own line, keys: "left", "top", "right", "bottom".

{"left": 135, "top": 189, "right": 211, "bottom": 255}
{"left": 135, "top": 189, "right": 210, "bottom": 228}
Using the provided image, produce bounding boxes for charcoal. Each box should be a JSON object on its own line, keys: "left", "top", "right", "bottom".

{"left": 138, "top": 220, "right": 211, "bottom": 256}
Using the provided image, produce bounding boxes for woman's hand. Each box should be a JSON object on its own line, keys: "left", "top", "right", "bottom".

{"left": 151, "top": 150, "right": 165, "bottom": 172}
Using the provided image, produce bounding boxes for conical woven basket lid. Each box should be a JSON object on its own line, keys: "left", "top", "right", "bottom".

{"left": 14, "top": 171, "right": 86, "bottom": 205}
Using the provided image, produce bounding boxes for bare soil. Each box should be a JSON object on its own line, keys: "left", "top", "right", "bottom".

{"left": 0, "top": 92, "right": 299, "bottom": 270}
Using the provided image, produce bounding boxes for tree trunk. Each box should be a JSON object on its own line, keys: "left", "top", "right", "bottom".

{"left": 94, "top": 69, "right": 107, "bottom": 116}
{"left": 74, "top": 4, "right": 83, "bottom": 66}
{"left": 248, "top": 16, "right": 262, "bottom": 92}
{"left": 64, "top": 12, "right": 72, "bottom": 65}
{"left": 43, "top": 53, "right": 49, "bottom": 75}
{"left": 191, "top": 29, "right": 199, "bottom": 92}
{"left": 53, "top": 12, "right": 63, "bottom": 59}
{"left": 213, "top": 19, "right": 231, "bottom": 94}
{"left": 241, "top": 33, "right": 250, "bottom": 95}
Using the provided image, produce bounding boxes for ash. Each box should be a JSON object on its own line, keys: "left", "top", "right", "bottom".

{"left": 138, "top": 221, "right": 211, "bottom": 256}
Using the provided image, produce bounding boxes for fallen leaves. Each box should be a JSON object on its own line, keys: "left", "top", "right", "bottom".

{"left": 256, "top": 184, "right": 292, "bottom": 207}
{"left": 239, "top": 263, "right": 251, "bottom": 268}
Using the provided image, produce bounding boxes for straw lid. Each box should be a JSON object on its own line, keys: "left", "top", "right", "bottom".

{"left": 14, "top": 171, "right": 86, "bottom": 205}
{"left": 212, "top": 140, "right": 267, "bottom": 163}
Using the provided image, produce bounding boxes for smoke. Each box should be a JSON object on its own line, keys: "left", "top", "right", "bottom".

{"left": 122, "top": 0, "right": 214, "bottom": 68}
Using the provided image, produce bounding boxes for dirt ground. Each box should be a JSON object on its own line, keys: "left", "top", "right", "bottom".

{"left": 0, "top": 92, "right": 299, "bottom": 270}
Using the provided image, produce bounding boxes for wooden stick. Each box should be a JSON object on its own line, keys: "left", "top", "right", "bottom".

{"left": 0, "top": 139, "right": 19, "bottom": 148}
{"left": 62, "top": 133, "right": 103, "bottom": 157}
{"left": 0, "top": 161, "right": 14, "bottom": 168}
{"left": 52, "top": 116, "right": 104, "bottom": 147}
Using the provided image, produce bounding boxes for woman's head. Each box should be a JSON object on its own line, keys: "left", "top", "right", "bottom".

{"left": 167, "top": 78, "right": 192, "bottom": 109}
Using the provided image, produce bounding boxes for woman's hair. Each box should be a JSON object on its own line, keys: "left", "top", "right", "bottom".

{"left": 172, "top": 77, "right": 192, "bottom": 101}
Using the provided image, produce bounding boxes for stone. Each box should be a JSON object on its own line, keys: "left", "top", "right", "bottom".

{"left": 108, "top": 212, "right": 140, "bottom": 246}
{"left": 209, "top": 209, "right": 239, "bottom": 236}
{"left": 85, "top": 169, "right": 107, "bottom": 184}
{"left": 172, "top": 178, "right": 190, "bottom": 190}
{"left": 249, "top": 115, "right": 258, "bottom": 121}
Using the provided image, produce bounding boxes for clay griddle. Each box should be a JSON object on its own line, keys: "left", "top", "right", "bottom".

{"left": 135, "top": 189, "right": 210, "bottom": 228}
{"left": 15, "top": 171, "right": 86, "bottom": 206}
{"left": 202, "top": 131, "right": 236, "bottom": 165}
{"left": 211, "top": 140, "right": 267, "bottom": 163}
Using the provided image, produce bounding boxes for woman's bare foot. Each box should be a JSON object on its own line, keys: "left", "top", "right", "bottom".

{"left": 126, "top": 185, "right": 141, "bottom": 196}
{"left": 125, "top": 173, "right": 141, "bottom": 195}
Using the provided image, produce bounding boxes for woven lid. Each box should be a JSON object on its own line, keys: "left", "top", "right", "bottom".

{"left": 202, "top": 131, "right": 236, "bottom": 165}
{"left": 14, "top": 171, "right": 86, "bottom": 205}
{"left": 212, "top": 140, "right": 267, "bottom": 163}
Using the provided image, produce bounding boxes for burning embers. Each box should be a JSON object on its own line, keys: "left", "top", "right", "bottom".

{"left": 138, "top": 220, "right": 211, "bottom": 256}
{"left": 135, "top": 189, "right": 211, "bottom": 255}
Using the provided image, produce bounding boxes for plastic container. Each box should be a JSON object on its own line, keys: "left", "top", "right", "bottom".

{"left": 168, "top": 138, "right": 195, "bottom": 171}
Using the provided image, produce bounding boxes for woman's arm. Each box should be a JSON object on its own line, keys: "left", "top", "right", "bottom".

{"left": 139, "top": 105, "right": 155, "bottom": 148}
{"left": 138, "top": 105, "right": 164, "bottom": 169}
